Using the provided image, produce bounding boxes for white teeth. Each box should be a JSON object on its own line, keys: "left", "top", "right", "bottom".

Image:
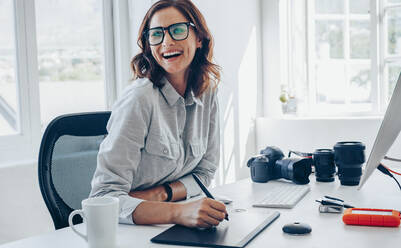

{"left": 163, "top": 51, "right": 182, "bottom": 57}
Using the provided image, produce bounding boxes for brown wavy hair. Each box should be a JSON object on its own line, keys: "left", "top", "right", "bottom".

{"left": 131, "top": 0, "right": 220, "bottom": 97}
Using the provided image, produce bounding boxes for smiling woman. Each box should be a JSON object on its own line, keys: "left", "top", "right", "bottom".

{"left": 147, "top": 7, "right": 202, "bottom": 96}
{"left": 131, "top": 0, "right": 220, "bottom": 97}
{"left": 90, "top": 0, "right": 226, "bottom": 229}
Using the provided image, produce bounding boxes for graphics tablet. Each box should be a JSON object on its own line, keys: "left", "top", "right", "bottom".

{"left": 151, "top": 210, "right": 280, "bottom": 248}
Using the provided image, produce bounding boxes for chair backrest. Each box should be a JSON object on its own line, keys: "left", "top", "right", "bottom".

{"left": 38, "top": 111, "right": 111, "bottom": 230}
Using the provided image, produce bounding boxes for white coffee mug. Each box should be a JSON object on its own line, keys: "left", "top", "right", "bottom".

{"left": 68, "top": 196, "right": 119, "bottom": 248}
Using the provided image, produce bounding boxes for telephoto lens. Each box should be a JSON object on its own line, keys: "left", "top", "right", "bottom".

{"left": 313, "top": 149, "right": 336, "bottom": 182}
{"left": 333, "top": 141, "right": 366, "bottom": 186}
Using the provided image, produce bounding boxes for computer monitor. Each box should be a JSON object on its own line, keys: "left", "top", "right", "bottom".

{"left": 358, "top": 72, "right": 401, "bottom": 189}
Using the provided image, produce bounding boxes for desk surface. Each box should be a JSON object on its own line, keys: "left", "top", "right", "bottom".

{"left": 2, "top": 172, "right": 400, "bottom": 248}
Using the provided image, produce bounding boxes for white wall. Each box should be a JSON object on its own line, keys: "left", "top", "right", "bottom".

{"left": 255, "top": 117, "right": 401, "bottom": 163}
{"left": 195, "top": 0, "right": 263, "bottom": 184}
{"left": 0, "top": 162, "right": 53, "bottom": 244}
{"left": 261, "top": 0, "right": 296, "bottom": 118}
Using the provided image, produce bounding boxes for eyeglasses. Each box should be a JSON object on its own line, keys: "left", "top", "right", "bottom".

{"left": 145, "top": 22, "right": 195, "bottom": 46}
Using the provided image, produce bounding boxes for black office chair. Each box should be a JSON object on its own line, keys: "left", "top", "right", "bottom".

{"left": 38, "top": 111, "right": 111, "bottom": 230}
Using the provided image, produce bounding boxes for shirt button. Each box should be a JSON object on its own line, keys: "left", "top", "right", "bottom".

{"left": 163, "top": 148, "right": 168, "bottom": 154}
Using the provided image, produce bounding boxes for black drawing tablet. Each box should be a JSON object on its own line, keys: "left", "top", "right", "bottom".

{"left": 151, "top": 210, "right": 280, "bottom": 248}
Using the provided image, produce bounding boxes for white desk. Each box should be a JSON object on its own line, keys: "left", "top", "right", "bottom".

{"left": 2, "top": 172, "right": 400, "bottom": 248}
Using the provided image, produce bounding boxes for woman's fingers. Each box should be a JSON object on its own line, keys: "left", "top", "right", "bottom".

{"left": 200, "top": 198, "right": 227, "bottom": 224}
{"left": 199, "top": 212, "right": 221, "bottom": 226}
{"left": 208, "top": 199, "right": 227, "bottom": 213}
{"left": 197, "top": 219, "right": 213, "bottom": 229}
{"left": 205, "top": 206, "right": 226, "bottom": 221}
{"left": 175, "top": 198, "right": 228, "bottom": 228}
{"left": 204, "top": 198, "right": 227, "bottom": 220}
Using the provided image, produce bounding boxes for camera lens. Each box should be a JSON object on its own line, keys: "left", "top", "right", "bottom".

{"left": 313, "top": 149, "right": 335, "bottom": 182}
{"left": 333, "top": 141, "right": 366, "bottom": 186}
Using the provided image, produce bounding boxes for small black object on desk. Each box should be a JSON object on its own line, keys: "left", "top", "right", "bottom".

{"left": 282, "top": 222, "right": 312, "bottom": 235}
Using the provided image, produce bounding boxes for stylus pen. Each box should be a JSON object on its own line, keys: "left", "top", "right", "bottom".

{"left": 192, "top": 174, "right": 229, "bottom": 221}
{"left": 316, "top": 200, "right": 355, "bottom": 209}
{"left": 324, "top": 196, "right": 355, "bottom": 208}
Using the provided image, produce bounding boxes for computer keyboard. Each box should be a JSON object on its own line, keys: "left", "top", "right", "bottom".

{"left": 252, "top": 182, "right": 310, "bottom": 209}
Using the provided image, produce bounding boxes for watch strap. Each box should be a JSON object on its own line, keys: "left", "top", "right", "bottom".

{"left": 163, "top": 183, "right": 173, "bottom": 202}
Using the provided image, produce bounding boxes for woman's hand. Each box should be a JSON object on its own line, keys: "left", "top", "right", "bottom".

{"left": 129, "top": 185, "right": 167, "bottom": 201}
{"left": 173, "top": 197, "right": 228, "bottom": 228}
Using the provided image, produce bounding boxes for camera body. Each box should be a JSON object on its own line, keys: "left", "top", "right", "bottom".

{"left": 247, "top": 146, "right": 312, "bottom": 184}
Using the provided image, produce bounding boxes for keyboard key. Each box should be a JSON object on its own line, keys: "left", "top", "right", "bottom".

{"left": 252, "top": 182, "right": 310, "bottom": 209}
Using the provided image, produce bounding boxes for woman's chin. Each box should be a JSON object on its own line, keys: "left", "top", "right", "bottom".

{"left": 163, "top": 67, "right": 186, "bottom": 77}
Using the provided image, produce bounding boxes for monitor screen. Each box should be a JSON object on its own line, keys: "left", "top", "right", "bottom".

{"left": 358, "top": 72, "right": 401, "bottom": 189}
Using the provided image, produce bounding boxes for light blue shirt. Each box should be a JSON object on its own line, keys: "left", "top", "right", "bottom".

{"left": 90, "top": 77, "right": 220, "bottom": 224}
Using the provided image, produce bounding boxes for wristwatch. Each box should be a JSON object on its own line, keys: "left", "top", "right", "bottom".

{"left": 163, "top": 183, "right": 173, "bottom": 202}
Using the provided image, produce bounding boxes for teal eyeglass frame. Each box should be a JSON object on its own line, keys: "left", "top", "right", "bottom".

{"left": 145, "top": 22, "right": 195, "bottom": 46}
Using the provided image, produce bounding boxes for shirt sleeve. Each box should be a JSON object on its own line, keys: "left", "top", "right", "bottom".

{"left": 89, "top": 86, "right": 150, "bottom": 224}
{"left": 179, "top": 89, "right": 220, "bottom": 198}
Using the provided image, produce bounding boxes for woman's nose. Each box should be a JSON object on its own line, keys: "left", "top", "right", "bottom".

{"left": 162, "top": 30, "right": 175, "bottom": 46}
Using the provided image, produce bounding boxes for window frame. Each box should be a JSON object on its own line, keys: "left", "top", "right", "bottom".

{"left": 0, "top": 0, "right": 40, "bottom": 164}
{"left": 272, "top": 0, "right": 401, "bottom": 118}
{"left": 0, "top": 0, "right": 130, "bottom": 165}
{"left": 305, "top": 0, "right": 378, "bottom": 117}
{"left": 381, "top": 1, "right": 401, "bottom": 111}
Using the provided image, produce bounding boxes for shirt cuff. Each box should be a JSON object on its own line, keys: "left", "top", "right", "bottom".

{"left": 179, "top": 174, "right": 202, "bottom": 199}
{"left": 117, "top": 194, "right": 145, "bottom": 224}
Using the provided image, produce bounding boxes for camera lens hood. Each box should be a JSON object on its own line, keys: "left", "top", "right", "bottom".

{"left": 334, "top": 141, "right": 366, "bottom": 164}
{"left": 334, "top": 141, "right": 365, "bottom": 151}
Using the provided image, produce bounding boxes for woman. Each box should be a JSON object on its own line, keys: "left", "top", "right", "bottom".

{"left": 90, "top": 0, "right": 226, "bottom": 228}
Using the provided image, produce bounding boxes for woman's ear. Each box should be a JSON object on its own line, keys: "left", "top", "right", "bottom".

{"left": 196, "top": 38, "right": 202, "bottom": 49}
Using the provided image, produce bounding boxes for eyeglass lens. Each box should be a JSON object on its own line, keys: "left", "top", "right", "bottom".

{"left": 148, "top": 23, "right": 189, "bottom": 45}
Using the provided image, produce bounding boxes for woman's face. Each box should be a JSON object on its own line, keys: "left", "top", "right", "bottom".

{"left": 148, "top": 7, "right": 201, "bottom": 79}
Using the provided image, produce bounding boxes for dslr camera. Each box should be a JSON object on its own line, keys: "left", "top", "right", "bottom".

{"left": 247, "top": 146, "right": 312, "bottom": 184}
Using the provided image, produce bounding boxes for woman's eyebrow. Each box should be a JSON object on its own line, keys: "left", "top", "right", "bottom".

{"left": 148, "top": 24, "right": 161, "bottom": 29}
{"left": 149, "top": 21, "right": 188, "bottom": 29}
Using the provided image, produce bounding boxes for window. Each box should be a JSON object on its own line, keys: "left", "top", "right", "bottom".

{"left": 0, "top": 0, "right": 18, "bottom": 136}
{"left": 383, "top": 0, "right": 401, "bottom": 104}
{"left": 35, "top": 0, "right": 106, "bottom": 126}
{"left": 286, "top": 0, "right": 401, "bottom": 116}
{"left": 0, "top": 0, "right": 124, "bottom": 165}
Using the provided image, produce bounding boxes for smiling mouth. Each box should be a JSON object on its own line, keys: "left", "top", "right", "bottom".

{"left": 162, "top": 51, "right": 183, "bottom": 59}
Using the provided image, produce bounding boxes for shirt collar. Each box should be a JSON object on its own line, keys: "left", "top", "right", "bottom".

{"left": 160, "top": 77, "right": 181, "bottom": 106}
{"left": 160, "top": 77, "right": 203, "bottom": 107}
{"left": 185, "top": 90, "right": 203, "bottom": 106}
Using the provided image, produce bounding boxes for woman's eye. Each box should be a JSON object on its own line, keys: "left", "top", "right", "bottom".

{"left": 151, "top": 31, "right": 163, "bottom": 37}
{"left": 173, "top": 28, "right": 185, "bottom": 34}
